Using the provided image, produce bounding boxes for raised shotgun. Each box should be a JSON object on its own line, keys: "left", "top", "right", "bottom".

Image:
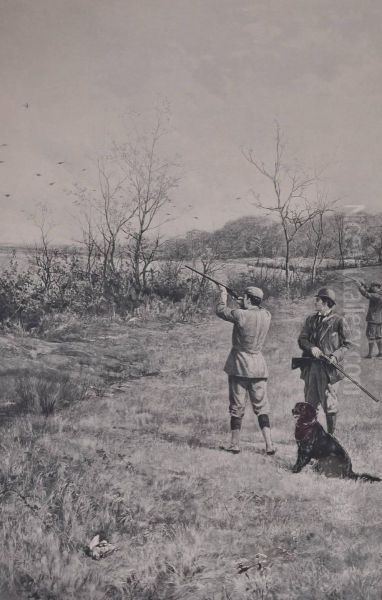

{"left": 340, "top": 273, "right": 362, "bottom": 285}
{"left": 184, "top": 265, "right": 240, "bottom": 299}
{"left": 291, "top": 355, "right": 380, "bottom": 403}
{"left": 340, "top": 273, "right": 382, "bottom": 295}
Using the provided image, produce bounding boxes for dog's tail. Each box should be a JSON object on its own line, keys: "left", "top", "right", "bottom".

{"left": 350, "top": 471, "right": 381, "bottom": 483}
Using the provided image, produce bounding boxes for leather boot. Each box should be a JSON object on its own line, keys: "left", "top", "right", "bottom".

{"left": 326, "top": 413, "right": 336, "bottom": 435}
{"left": 258, "top": 414, "right": 275, "bottom": 455}
{"left": 219, "top": 417, "right": 241, "bottom": 453}
{"left": 229, "top": 428, "right": 241, "bottom": 453}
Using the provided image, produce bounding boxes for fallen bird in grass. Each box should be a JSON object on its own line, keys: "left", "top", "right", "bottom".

{"left": 237, "top": 553, "right": 269, "bottom": 573}
{"left": 292, "top": 402, "right": 381, "bottom": 482}
{"left": 86, "top": 534, "right": 117, "bottom": 560}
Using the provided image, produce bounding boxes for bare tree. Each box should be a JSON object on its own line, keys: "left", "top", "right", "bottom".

{"left": 113, "top": 114, "right": 180, "bottom": 293}
{"left": 306, "top": 190, "right": 336, "bottom": 283}
{"left": 332, "top": 212, "right": 347, "bottom": 268}
{"left": 243, "top": 123, "right": 321, "bottom": 296}
{"left": 96, "top": 159, "right": 137, "bottom": 281}
{"left": 75, "top": 160, "right": 137, "bottom": 289}
{"left": 30, "top": 204, "right": 58, "bottom": 293}
{"left": 191, "top": 242, "right": 225, "bottom": 304}
{"left": 79, "top": 208, "right": 98, "bottom": 282}
{"left": 364, "top": 216, "right": 382, "bottom": 264}
{"left": 74, "top": 111, "right": 179, "bottom": 296}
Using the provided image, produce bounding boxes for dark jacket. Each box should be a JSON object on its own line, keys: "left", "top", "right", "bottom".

{"left": 298, "top": 311, "right": 352, "bottom": 384}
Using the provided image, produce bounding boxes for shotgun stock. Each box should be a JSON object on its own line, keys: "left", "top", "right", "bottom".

{"left": 291, "top": 357, "right": 316, "bottom": 370}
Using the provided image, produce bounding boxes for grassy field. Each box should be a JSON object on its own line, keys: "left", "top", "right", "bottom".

{"left": 0, "top": 270, "right": 381, "bottom": 599}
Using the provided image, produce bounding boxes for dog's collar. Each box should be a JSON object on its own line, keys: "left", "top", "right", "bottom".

{"left": 295, "top": 418, "right": 317, "bottom": 441}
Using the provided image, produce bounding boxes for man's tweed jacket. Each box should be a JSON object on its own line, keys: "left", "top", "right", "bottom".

{"left": 216, "top": 300, "right": 271, "bottom": 379}
{"left": 359, "top": 285, "right": 382, "bottom": 323}
{"left": 298, "top": 311, "right": 352, "bottom": 384}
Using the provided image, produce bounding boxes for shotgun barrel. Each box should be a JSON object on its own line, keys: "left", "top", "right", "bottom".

{"left": 340, "top": 274, "right": 361, "bottom": 284}
{"left": 291, "top": 355, "right": 380, "bottom": 403}
{"left": 184, "top": 265, "right": 240, "bottom": 299}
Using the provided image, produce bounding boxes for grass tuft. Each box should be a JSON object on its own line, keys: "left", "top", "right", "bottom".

{"left": 14, "top": 370, "right": 91, "bottom": 416}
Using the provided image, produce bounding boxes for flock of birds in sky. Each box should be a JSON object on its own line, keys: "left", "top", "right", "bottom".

{"left": 0, "top": 102, "right": 93, "bottom": 202}
{"left": 0, "top": 145, "right": 71, "bottom": 198}
{"left": 1, "top": 101, "right": 73, "bottom": 200}
{"left": 0, "top": 102, "right": 201, "bottom": 225}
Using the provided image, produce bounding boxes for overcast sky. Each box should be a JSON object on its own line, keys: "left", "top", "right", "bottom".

{"left": 1, "top": 0, "right": 382, "bottom": 244}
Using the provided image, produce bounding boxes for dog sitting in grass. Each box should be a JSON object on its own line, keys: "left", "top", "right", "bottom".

{"left": 292, "top": 402, "right": 381, "bottom": 482}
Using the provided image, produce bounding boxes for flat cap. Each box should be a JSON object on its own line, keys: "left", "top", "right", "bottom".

{"left": 315, "top": 287, "right": 336, "bottom": 304}
{"left": 245, "top": 286, "right": 264, "bottom": 300}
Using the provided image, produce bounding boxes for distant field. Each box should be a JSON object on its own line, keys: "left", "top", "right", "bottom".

{"left": 0, "top": 247, "right": 376, "bottom": 284}
{"left": 154, "top": 256, "right": 375, "bottom": 287}
{"left": 0, "top": 247, "right": 34, "bottom": 271}
{"left": 0, "top": 268, "right": 381, "bottom": 598}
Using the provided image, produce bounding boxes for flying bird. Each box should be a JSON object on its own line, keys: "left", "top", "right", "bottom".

{"left": 0, "top": 144, "right": 7, "bottom": 147}
{"left": 193, "top": 216, "right": 199, "bottom": 219}
{"left": 49, "top": 182, "right": 55, "bottom": 186}
{"left": 4, "top": 194, "right": 11, "bottom": 197}
{"left": 0, "top": 161, "right": 4, "bottom": 164}
{"left": 81, "top": 168, "right": 86, "bottom": 172}
{"left": 57, "top": 161, "right": 65, "bottom": 165}
{"left": 36, "top": 173, "right": 41, "bottom": 176}
{"left": 23, "top": 103, "right": 29, "bottom": 109}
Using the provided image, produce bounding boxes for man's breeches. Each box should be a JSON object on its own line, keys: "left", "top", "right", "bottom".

{"left": 228, "top": 375, "right": 269, "bottom": 419}
{"left": 303, "top": 363, "right": 339, "bottom": 415}
{"left": 366, "top": 322, "right": 382, "bottom": 340}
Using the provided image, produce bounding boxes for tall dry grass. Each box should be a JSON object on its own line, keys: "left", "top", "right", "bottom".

{"left": 14, "top": 371, "right": 90, "bottom": 416}
{"left": 0, "top": 286, "right": 381, "bottom": 599}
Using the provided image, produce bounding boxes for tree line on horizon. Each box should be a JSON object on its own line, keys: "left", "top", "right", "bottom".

{"left": 1, "top": 116, "right": 382, "bottom": 329}
{"left": 160, "top": 210, "right": 382, "bottom": 267}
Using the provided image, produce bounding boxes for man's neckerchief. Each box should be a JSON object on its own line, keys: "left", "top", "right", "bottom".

{"left": 311, "top": 309, "right": 332, "bottom": 345}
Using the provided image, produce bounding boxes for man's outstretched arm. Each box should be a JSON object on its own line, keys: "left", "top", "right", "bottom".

{"left": 215, "top": 285, "right": 242, "bottom": 323}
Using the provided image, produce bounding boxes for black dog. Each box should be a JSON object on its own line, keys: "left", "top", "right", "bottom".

{"left": 292, "top": 402, "right": 380, "bottom": 482}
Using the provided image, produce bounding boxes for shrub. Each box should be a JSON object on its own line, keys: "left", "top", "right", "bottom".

{"left": 227, "top": 267, "right": 285, "bottom": 300}
{"left": 0, "top": 249, "right": 337, "bottom": 331}
{"left": 14, "top": 371, "right": 90, "bottom": 417}
{"left": 227, "top": 266, "right": 328, "bottom": 301}
{"left": 0, "top": 253, "right": 44, "bottom": 327}
{"left": 0, "top": 251, "right": 142, "bottom": 329}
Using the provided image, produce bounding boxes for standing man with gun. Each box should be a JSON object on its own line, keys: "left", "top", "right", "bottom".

{"left": 215, "top": 284, "right": 276, "bottom": 455}
{"left": 297, "top": 287, "right": 352, "bottom": 434}
{"left": 357, "top": 280, "right": 382, "bottom": 358}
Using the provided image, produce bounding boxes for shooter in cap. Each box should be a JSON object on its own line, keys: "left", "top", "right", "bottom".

{"left": 357, "top": 280, "right": 382, "bottom": 358}
{"left": 216, "top": 284, "right": 275, "bottom": 455}
{"left": 297, "top": 287, "right": 351, "bottom": 434}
